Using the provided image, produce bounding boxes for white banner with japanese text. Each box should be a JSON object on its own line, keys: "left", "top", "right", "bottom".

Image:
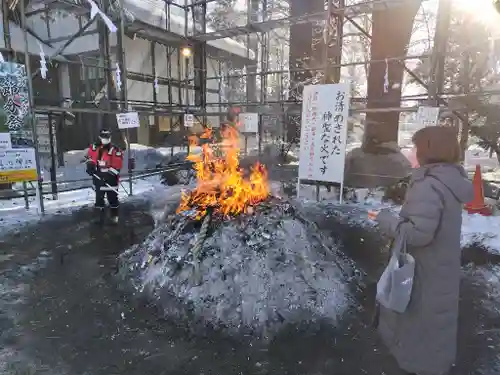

{"left": 116, "top": 112, "right": 140, "bottom": 129}
{"left": 298, "top": 83, "right": 349, "bottom": 184}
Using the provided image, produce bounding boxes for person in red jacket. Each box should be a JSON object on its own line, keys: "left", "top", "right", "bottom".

{"left": 85, "top": 129, "right": 123, "bottom": 224}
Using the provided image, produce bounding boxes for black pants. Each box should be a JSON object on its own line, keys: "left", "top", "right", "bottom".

{"left": 95, "top": 185, "right": 119, "bottom": 217}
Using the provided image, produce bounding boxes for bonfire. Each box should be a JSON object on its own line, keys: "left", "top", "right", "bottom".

{"left": 119, "top": 121, "right": 356, "bottom": 336}
{"left": 177, "top": 122, "right": 269, "bottom": 220}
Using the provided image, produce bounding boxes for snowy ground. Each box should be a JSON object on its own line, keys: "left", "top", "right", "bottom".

{"left": 0, "top": 175, "right": 169, "bottom": 237}
{"left": 290, "top": 183, "right": 500, "bottom": 255}
{"left": 1, "top": 186, "right": 499, "bottom": 374}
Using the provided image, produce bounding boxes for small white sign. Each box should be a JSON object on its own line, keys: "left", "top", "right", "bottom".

{"left": 0, "top": 148, "right": 36, "bottom": 171}
{"left": 116, "top": 112, "right": 140, "bottom": 129}
{"left": 35, "top": 115, "right": 57, "bottom": 155}
{"left": 184, "top": 114, "right": 194, "bottom": 128}
{"left": 239, "top": 112, "right": 259, "bottom": 133}
{"left": 0, "top": 133, "right": 12, "bottom": 149}
{"left": 416, "top": 106, "right": 440, "bottom": 128}
{"left": 298, "top": 83, "right": 350, "bottom": 184}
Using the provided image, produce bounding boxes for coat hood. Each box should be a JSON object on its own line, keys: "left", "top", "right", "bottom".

{"left": 411, "top": 163, "right": 474, "bottom": 204}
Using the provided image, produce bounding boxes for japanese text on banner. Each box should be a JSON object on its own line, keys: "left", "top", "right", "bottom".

{"left": 0, "top": 148, "right": 37, "bottom": 183}
{"left": 298, "top": 84, "right": 349, "bottom": 183}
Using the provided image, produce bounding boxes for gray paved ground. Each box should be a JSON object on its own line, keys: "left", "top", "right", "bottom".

{"left": 0, "top": 195, "right": 498, "bottom": 375}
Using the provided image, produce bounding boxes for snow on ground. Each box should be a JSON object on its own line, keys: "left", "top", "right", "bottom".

{"left": 461, "top": 214, "right": 500, "bottom": 250}
{"left": 292, "top": 183, "right": 500, "bottom": 254}
{"left": 0, "top": 176, "right": 172, "bottom": 237}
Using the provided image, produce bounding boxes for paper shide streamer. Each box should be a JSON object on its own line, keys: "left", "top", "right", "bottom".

{"left": 39, "top": 42, "right": 48, "bottom": 79}
{"left": 115, "top": 63, "right": 122, "bottom": 91}
{"left": 154, "top": 75, "right": 159, "bottom": 94}
{"left": 383, "top": 58, "right": 389, "bottom": 93}
{"left": 85, "top": 0, "right": 117, "bottom": 33}
{"left": 489, "top": 37, "right": 498, "bottom": 73}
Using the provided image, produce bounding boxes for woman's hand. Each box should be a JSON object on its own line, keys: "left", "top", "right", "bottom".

{"left": 368, "top": 210, "right": 379, "bottom": 221}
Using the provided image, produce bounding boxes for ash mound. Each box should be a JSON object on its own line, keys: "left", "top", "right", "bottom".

{"left": 118, "top": 197, "right": 358, "bottom": 336}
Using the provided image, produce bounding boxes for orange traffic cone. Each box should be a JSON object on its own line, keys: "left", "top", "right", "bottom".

{"left": 464, "top": 165, "right": 492, "bottom": 216}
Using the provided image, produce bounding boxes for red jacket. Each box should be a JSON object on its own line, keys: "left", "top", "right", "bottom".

{"left": 86, "top": 143, "right": 123, "bottom": 177}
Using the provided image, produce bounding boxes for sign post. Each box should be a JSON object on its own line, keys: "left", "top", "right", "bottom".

{"left": 239, "top": 113, "right": 258, "bottom": 133}
{"left": 184, "top": 113, "right": 194, "bottom": 128}
{"left": 416, "top": 106, "right": 440, "bottom": 128}
{"left": 116, "top": 112, "right": 140, "bottom": 129}
{"left": 297, "top": 83, "right": 350, "bottom": 203}
{"left": 116, "top": 112, "right": 139, "bottom": 196}
{"left": 239, "top": 113, "right": 258, "bottom": 155}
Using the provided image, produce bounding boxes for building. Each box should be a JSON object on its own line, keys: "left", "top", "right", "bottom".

{"left": 0, "top": 0, "right": 256, "bottom": 150}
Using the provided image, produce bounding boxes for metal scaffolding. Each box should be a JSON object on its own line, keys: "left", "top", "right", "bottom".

{"left": 0, "top": 0, "right": 496, "bottom": 204}
{"left": 2, "top": 0, "right": 493, "bottom": 125}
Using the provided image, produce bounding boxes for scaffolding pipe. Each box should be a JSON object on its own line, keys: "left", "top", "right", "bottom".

{"left": 31, "top": 18, "right": 97, "bottom": 79}
{"left": 117, "top": 6, "right": 133, "bottom": 196}
{"left": 21, "top": 0, "right": 45, "bottom": 214}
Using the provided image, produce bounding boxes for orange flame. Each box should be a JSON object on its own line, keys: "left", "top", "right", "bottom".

{"left": 177, "top": 124, "right": 269, "bottom": 219}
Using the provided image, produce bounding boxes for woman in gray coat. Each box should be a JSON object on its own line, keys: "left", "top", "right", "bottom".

{"left": 373, "top": 126, "right": 474, "bottom": 375}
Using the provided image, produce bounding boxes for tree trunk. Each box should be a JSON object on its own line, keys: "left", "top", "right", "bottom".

{"left": 363, "top": 1, "right": 422, "bottom": 151}
{"left": 287, "top": 0, "right": 323, "bottom": 142}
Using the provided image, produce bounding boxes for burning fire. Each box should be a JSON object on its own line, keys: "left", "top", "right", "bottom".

{"left": 176, "top": 122, "right": 269, "bottom": 219}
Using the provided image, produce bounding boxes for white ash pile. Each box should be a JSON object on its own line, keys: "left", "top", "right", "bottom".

{"left": 118, "top": 196, "right": 358, "bottom": 337}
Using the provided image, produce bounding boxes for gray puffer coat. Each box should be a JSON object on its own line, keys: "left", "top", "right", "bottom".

{"left": 375, "top": 163, "right": 474, "bottom": 375}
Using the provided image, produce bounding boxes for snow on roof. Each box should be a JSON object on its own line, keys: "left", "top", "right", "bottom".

{"left": 124, "top": 0, "right": 256, "bottom": 60}
{"left": 0, "top": 19, "right": 66, "bottom": 60}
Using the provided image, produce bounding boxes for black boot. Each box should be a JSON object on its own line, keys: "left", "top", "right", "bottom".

{"left": 109, "top": 206, "right": 119, "bottom": 224}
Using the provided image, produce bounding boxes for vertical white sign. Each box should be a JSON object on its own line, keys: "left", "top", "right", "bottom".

{"left": 184, "top": 114, "right": 194, "bottom": 128}
{"left": 239, "top": 112, "right": 259, "bottom": 133}
{"left": 298, "top": 83, "right": 349, "bottom": 184}
{"left": 416, "top": 106, "right": 440, "bottom": 128}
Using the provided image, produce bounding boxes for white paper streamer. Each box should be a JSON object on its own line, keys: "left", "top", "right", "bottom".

{"left": 0, "top": 52, "right": 4, "bottom": 63}
{"left": 38, "top": 42, "right": 48, "bottom": 79}
{"left": 115, "top": 63, "right": 122, "bottom": 91}
{"left": 383, "top": 58, "right": 389, "bottom": 93}
{"left": 489, "top": 38, "right": 496, "bottom": 72}
{"left": 154, "top": 75, "right": 159, "bottom": 94}
{"left": 85, "top": 0, "right": 117, "bottom": 33}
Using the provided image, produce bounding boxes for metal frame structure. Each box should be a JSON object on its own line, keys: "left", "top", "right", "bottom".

{"left": 2, "top": 0, "right": 485, "bottom": 123}
{"left": 2, "top": 0, "right": 493, "bottom": 119}
{"left": 0, "top": 0, "right": 495, "bottom": 205}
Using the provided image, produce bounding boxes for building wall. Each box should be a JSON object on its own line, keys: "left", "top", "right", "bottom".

{"left": 24, "top": 9, "right": 101, "bottom": 55}
{"left": 2, "top": 4, "right": 255, "bottom": 148}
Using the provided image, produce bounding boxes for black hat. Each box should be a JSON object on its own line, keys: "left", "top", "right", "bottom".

{"left": 99, "top": 129, "right": 111, "bottom": 138}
